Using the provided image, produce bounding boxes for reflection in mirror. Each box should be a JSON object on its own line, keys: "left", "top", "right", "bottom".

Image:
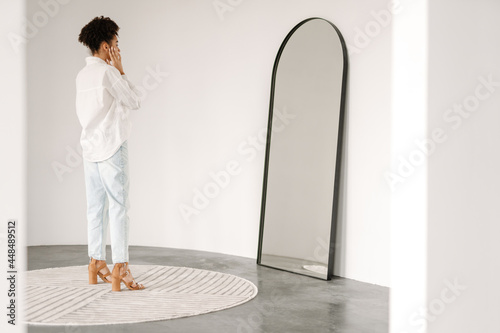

{"left": 256, "top": 17, "right": 348, "bottom": 280}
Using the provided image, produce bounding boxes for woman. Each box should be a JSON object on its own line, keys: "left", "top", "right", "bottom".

{"left": 76, "top": 16, "right": 144, "bottom": 291}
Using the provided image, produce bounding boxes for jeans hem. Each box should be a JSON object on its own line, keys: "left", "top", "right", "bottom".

{"left": 112, "top": 259, "right": 129, "bottom": 264}
{"left": 89, "top": 255, "right": 106, "bottom": 261}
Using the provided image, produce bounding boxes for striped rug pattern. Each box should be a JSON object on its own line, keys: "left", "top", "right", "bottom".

{"left": 22, "top": 264, "right": 258, "bottom": 326}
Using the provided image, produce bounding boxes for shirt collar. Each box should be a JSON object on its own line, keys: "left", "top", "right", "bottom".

{"left": 85, "top": 56, "right": 107, "bottom": 65}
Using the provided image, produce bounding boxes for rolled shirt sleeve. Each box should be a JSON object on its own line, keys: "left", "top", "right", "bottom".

{"left": 103, "top": 67, "right": 142, "bottom": 110}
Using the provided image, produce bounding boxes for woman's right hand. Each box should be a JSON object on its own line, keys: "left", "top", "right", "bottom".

{"left": 107, "top": 46, "right": 125, "bottom": 75}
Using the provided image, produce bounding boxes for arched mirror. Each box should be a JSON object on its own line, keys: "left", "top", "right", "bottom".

{"left": 256, "top": 17, "right": 348, "bottom": 280}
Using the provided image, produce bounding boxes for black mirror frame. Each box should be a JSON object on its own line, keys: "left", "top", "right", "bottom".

{"left": 256, "top": 17, "right": 349, "bottom": 281}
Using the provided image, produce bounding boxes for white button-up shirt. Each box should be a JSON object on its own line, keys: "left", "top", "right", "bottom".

{"left": 75, "top": 56, "right": 141, "bottom": 162}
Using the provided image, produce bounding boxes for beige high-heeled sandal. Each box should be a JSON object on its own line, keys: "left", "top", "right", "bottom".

{"left": 88, "top": 257, "right": 112, "bottom": 284}
{"left": 111, "top": 262, "right": 145, "bottom": 291}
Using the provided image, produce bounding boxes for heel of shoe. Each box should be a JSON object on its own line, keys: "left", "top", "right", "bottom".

{"left": 112, "top": 277, "right": 121, "bottom": 291}
{"left": 89, "top": 269, "right": 98, "bottom": 284}
{"left": 111, "top": 263, "right": 123, "bottom": 291}
{"left": 88, "top": 258, "right": 98, "bottom": 284}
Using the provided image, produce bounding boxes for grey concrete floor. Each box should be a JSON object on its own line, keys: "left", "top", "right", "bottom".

{"left": 26, "top": 245, "right": 388, "bottom": 333}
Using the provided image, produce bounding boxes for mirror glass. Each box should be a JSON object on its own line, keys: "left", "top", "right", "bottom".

{"left": 257, "top": 18, "right": 348, "bottom": 280}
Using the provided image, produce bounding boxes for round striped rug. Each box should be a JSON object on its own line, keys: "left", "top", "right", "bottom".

{"left": 21, "top": 264, "right": 258, "bottom": 326}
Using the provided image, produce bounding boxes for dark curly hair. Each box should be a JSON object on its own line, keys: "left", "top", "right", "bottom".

{"left": 78, "top": 16, "right": 119, "bottom": 54}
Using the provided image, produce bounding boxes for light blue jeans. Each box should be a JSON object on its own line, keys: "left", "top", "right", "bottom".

{"left": 83, "top": 140, "right": 130, "bottom": 264}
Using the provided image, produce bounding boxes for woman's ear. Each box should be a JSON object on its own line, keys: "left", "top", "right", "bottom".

{"left": 99, "top": 41, "right": 109, "bottom": 52}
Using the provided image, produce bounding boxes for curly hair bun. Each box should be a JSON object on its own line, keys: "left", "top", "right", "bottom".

{"left": 78, "top": 16, "right": 120, "bottom": 54}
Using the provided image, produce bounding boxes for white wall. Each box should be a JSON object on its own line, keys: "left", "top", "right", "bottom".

{"left": 390, "top": 0, "right": 428, "bottom": 331}
{"left": 390, "top": 1, "right": 500, "bottom": 332}
{"left": 426, "top": 1, "right": 500, "bottom": 332}
{"left": 26, "top": 0, "right": 392, "bottom": 286}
